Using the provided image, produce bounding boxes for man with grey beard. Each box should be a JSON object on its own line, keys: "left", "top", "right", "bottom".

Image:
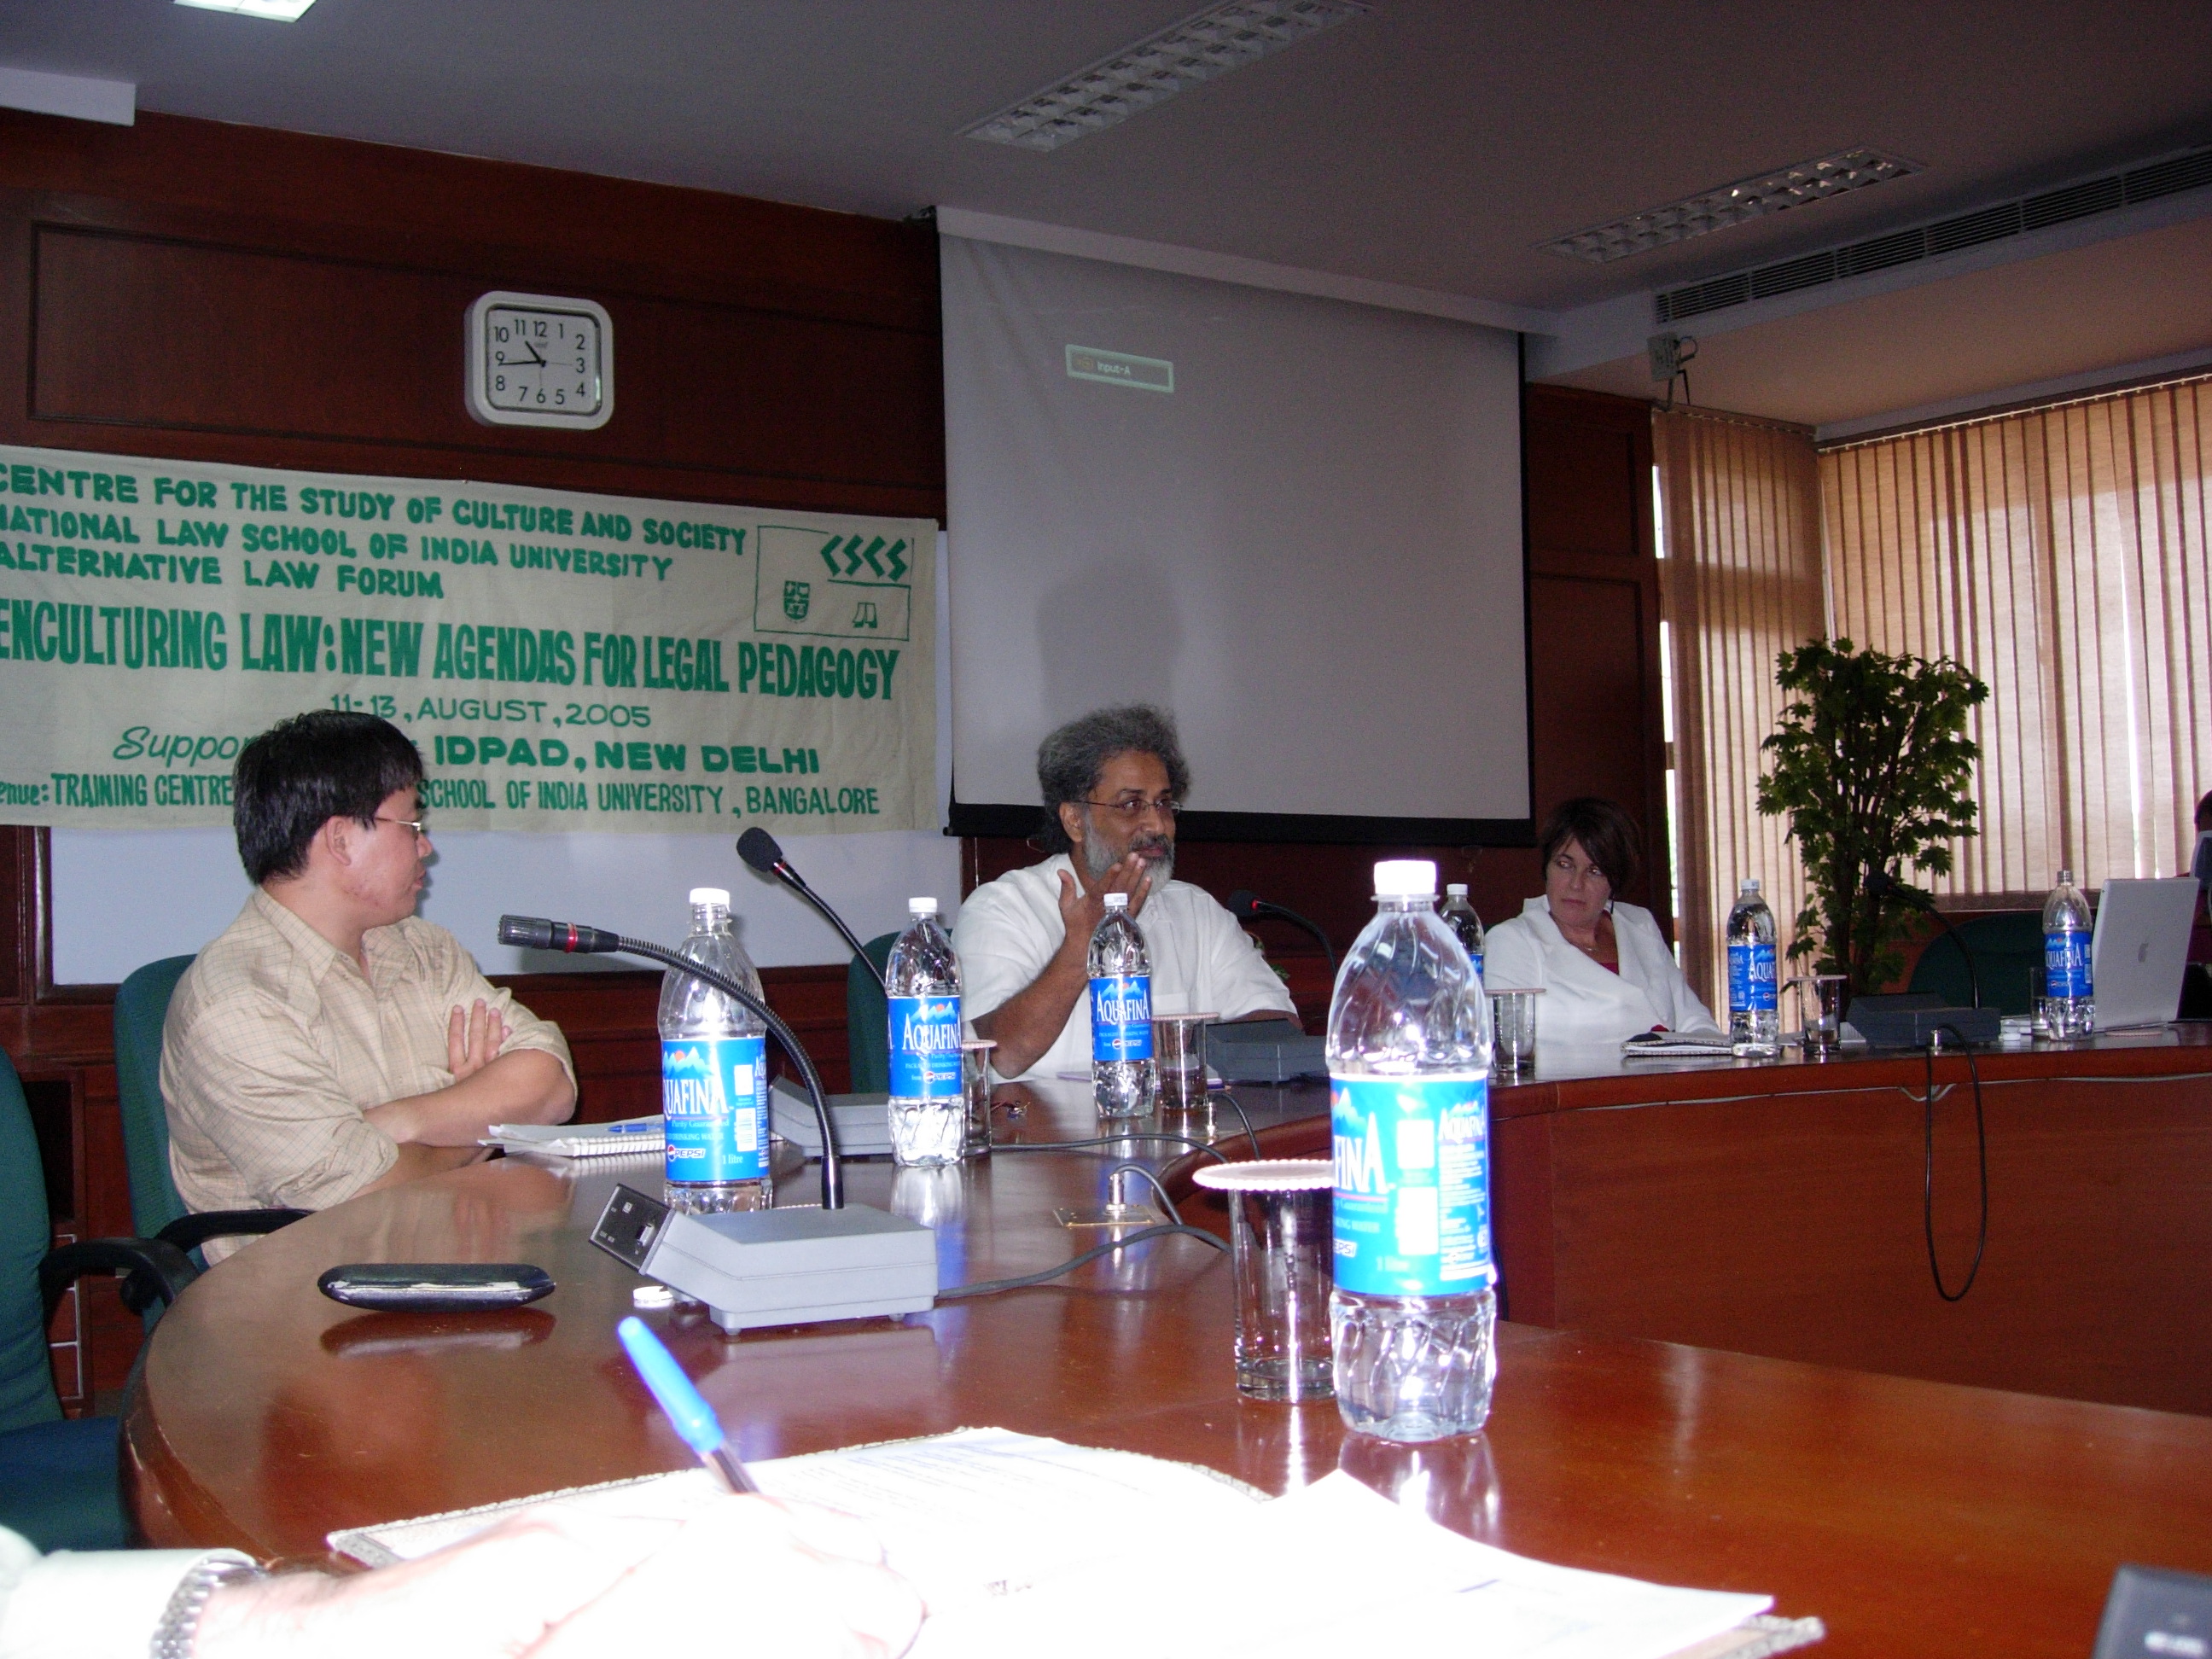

{"left": 954, "top": 705, "right": 1298, "bottom": 1080}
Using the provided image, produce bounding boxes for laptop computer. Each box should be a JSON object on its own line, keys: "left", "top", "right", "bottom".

{"left": 2088, "top": 876, "right": 2199, "bottom": 1030}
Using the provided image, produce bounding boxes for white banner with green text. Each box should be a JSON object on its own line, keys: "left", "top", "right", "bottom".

{"left": 0, "top": 445, "right": 936, "bottom": 834}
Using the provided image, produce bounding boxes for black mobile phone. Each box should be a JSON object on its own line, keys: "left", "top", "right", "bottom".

{"left": 317, "top": 1262, "right": 555, "bottom": 1313}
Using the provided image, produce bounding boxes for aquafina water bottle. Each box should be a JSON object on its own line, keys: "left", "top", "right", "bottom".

{"left": 886, "top": 897, "right": 964, "bottom": 1167}
{"left": 1440, "top": 883, "right": 1486, "bottom": 980}
{"left": 1328, "top": 859, "right": 1496, "bottom": 1441}
{"left": 1726, "top": 878, "right": 1780, "bottom": 1057}
{"left": 1088, "top": 892, "right": 1155, "bottom": 1118}
{"left": 2042, "top": 869, "right": 2094, "bottom": 1038}
{"left": 658, "top": 887, "right": 770, "bottom": 1213}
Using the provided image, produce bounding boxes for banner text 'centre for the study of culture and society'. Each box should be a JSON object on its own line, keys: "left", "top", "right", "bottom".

{"left": 0, "top": 443, "right": 936, "bottom": 834}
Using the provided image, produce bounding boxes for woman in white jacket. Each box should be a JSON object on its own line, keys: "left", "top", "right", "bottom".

{"left": 1484, "top": 798, "right": 1721, "bottom": 1051}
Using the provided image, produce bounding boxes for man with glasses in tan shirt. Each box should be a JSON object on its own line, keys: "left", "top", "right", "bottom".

{"left": 163, "top": 712, "right": 575, "bottom": 1258}
{"left": 953, "top": 705, "right": 1297, "bottom": 1080}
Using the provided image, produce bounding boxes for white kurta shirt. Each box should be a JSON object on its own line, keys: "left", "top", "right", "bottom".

{"left": 1482, "top": 897, "right": 1721, "bottom": 1051}
{"left": 952, "top": 853, "right": 1298, "bottom": 1080}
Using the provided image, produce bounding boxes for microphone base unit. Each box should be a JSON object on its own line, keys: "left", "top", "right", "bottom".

{"left": 591, "top": 1184, "right": 937, "bottom": 1334}
{"left": 1845, "top": 994, "right": 2002, "bottom": 1048}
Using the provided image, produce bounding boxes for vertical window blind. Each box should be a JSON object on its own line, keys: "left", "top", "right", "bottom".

{"left": 1821, "top": 375, "right": 2212, "bottom": 899}
{"left": 1655, "top": 408, "right": 1825, "bottom": 1009}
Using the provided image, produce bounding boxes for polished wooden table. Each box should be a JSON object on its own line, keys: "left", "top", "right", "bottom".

{"left": 128, "top": 1078, "right": 2212, "bottom": 1658}
{"left": 1196, "top": 1030, "right": 2212, "bottom": 1414}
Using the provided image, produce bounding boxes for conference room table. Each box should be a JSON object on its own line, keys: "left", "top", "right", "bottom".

{"left": 125, "top": 1061, "right": 2212, "bottom": 1659}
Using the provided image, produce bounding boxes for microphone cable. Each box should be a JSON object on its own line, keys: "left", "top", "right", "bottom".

{"left": 1921, "top": 1035, "right": 1988, "bottom": 1302}
{"left": 934, "top": 1223, "right": 1226, "bottom": 1301}
{"left": 1107, "top": 1161, "right": 1185, "bottom": 1225}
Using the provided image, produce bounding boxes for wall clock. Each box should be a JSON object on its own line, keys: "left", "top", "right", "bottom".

{"left": 465, "top": 290, "right": 614, "bottom": 429}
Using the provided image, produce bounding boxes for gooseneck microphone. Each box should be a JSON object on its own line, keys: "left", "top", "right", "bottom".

{"left": 736, "top": 828, "right": 882, "bottom": 981}
{"left": 1866, "top": 868, "right": 1982, "bottom": 1010}
{"left": 498, "top": 915, "right": 841, "bottom": 1211}
{"left": 1225, "top": 889, "right": 1337, "bottom": 976}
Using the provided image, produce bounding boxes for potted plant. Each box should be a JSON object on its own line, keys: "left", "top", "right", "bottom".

{"left": 1755, "top": 637, "right": 1988, "bottom": 998}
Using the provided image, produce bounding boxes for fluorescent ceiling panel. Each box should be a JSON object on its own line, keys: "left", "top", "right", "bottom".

{"left": 175, "top": 0, "right": 320, "bottom": 20}
{"left": 1540, "top": 148, "right": 1924, "bottom": 265}
{"left": 964, "top": 0, "right": 1365, "bottom": 153}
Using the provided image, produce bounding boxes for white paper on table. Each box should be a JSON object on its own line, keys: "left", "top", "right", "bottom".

{"left": 334, "top": 1428, "right": 1773, "bottom": 1659}
{"left": 915, "top": 1465, "right": 1771, "bottom": 1659}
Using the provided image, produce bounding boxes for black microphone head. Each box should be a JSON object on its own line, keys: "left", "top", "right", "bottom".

{"left": 1863, "top": 869, "right": 1899, "bottom": 899}
{"left": 499, "top": 915, "right": 555, "bottom": 949}
{"left": 736, "top": 827, "right": 785, "bottom": 875}
{"left": 1225, "top": 889, "right": 1260, "bottom": 918}
{"left": 498, "top": 915, "right": 620, "bottom": 953}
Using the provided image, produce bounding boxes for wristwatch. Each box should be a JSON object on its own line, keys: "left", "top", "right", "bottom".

{"left": 150, "top": 1554, "right": 266, "bottom": 1659}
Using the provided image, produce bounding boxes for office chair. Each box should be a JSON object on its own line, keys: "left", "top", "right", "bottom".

{"left": 114, "top": 956, "right": 306, "bottom": 1257}
{"left": 844, "top": 933, "right": 898, "bottom": 1093}
{"left": 1907, "top": 911, "right": 2045, "bottom": 1016}
{"left": 0, "top": 1047, "right": 195, "bottom": 1551}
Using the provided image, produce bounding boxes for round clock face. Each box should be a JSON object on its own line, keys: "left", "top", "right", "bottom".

{"left": 466, "top": 291, "right": 614, "bottom": 429}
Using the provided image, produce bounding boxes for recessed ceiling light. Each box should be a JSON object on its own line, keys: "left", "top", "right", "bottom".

{"left": 1539, "top": 148, "right": 1924, "bottom": 265}
{"left": 175, "top": 0, "right": 319, "bottom": 20}
{"left": 964, "top": 0, "right": 1367, "bottom": 153}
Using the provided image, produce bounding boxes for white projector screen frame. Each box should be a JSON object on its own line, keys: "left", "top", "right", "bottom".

{"left": 941, "top": 234, "right": 1530, "bottom": 844}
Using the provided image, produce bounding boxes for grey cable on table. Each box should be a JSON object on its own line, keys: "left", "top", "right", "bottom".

{"left": 992, "top": 1132, "right": 1228, "bottom": 1162}
{"left": 1210, "top": 1089, "right": 1265, "bottom": 1157}
{"left": 934, "top": 1223, "right": 1227, "bottom": 1300}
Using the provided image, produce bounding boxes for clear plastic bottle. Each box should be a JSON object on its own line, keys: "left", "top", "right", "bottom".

{"left": 886, "top": 897, "right": 964, "bottom": 1167}
{"left": 658, "top": 887, "right": 771, "bottom": 1214}
{"left": 1328, "top": 859, "right": 1497, "bottom": 1442}
{"left": 2042, "top": 868, "right": 2095, "bottom": 1039}
{"left": 1088, "top": 893, "right": 1156, "bottom": 1119}
{"left": 1726, "top": 878, "right": 1780, "bottom": 1057}
{"left": 1439, "top": 883, "right": 1486, "bottom": 981}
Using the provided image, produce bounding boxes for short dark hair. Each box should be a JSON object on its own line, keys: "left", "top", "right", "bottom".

{"left": 1035, "top": 705, "right": 1191, "bottom": 853}
{"left": 234, "top": 712, "right": 425, "bottom": 885}
{"left": 1537, "top": 796, "right": 1644, "bottom": 899}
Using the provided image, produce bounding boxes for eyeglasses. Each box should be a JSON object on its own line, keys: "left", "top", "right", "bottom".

{"left": 1081, "top": 795, "right": 1181, "bottom": 823}
{"left": 376, "top": 816, "right": 431, "bottom": 840}
{"left": 1549, "top": 852, "right": 1606, "bottom": 882}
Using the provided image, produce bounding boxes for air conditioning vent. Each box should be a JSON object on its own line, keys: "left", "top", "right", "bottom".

{"left": 2125, "top": 149, "right": 2212, "bottom": 202}
{"left": 1749, "top": 250, "right": 1837, "bottom": 300}
{"left": 1655, "top": 143, "right": 2212, "bottom": 326}
{"left": 1924, "top": 203, "right": 2021, "bottom": 256}
{"left": 1837, "top": 227, "right": 1926, "bottom": 276}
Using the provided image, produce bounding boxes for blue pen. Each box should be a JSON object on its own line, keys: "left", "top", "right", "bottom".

{"left": 617, "top": 1315, "right": 760, "bottom": 1493}
{"left": 605, "top": 1121, "right": 659, "bottom": 1134}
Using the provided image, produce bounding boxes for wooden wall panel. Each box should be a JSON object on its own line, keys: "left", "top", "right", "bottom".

{"left": 1525, "top": 413, "right": 1638, "bottom": 558}
{"left": 0, "top": 110, "right": 942, "bottom": 520}
{"left": 1522, "top": 385, "right": 1669, "bottom": 932}
{"left": 1527, "top": 573, "right": 1656, "bottom": 820}
{"left": 30, "top": 227, "right": 942, "bottom": 498}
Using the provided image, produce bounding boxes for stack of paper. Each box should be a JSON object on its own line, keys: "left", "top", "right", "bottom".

{"left": 482, "top": 1116, "right": 664, "bottom": 1157}
{"left": 334, "top": 1427, "right": 1814, "bottom": 1659}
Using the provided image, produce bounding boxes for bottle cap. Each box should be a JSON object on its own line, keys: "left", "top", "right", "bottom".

{"left": 689, "top": 887, "right": 731, "bottom": 907}
{"left": 2057, "top": 868, "right": 2073, "bottom": 885}
{"left": 1742, "top": 877, "right": 1761, "bottom": 893}
{"left": 1103, "top": 892, "right": 1130, "bottom": 910}
{"left": 1446, "top": 882, "right": 1469, "bottom": 896}
{"left": 1374, "top": 859, "right": 1437, "bottom": 898}
{"left": 908, "top": 896, "right": 939, "bottom": 914}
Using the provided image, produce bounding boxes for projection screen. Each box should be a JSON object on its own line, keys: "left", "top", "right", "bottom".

{"left": 940, "top": 234, "right": 1528, "bottom": 842}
